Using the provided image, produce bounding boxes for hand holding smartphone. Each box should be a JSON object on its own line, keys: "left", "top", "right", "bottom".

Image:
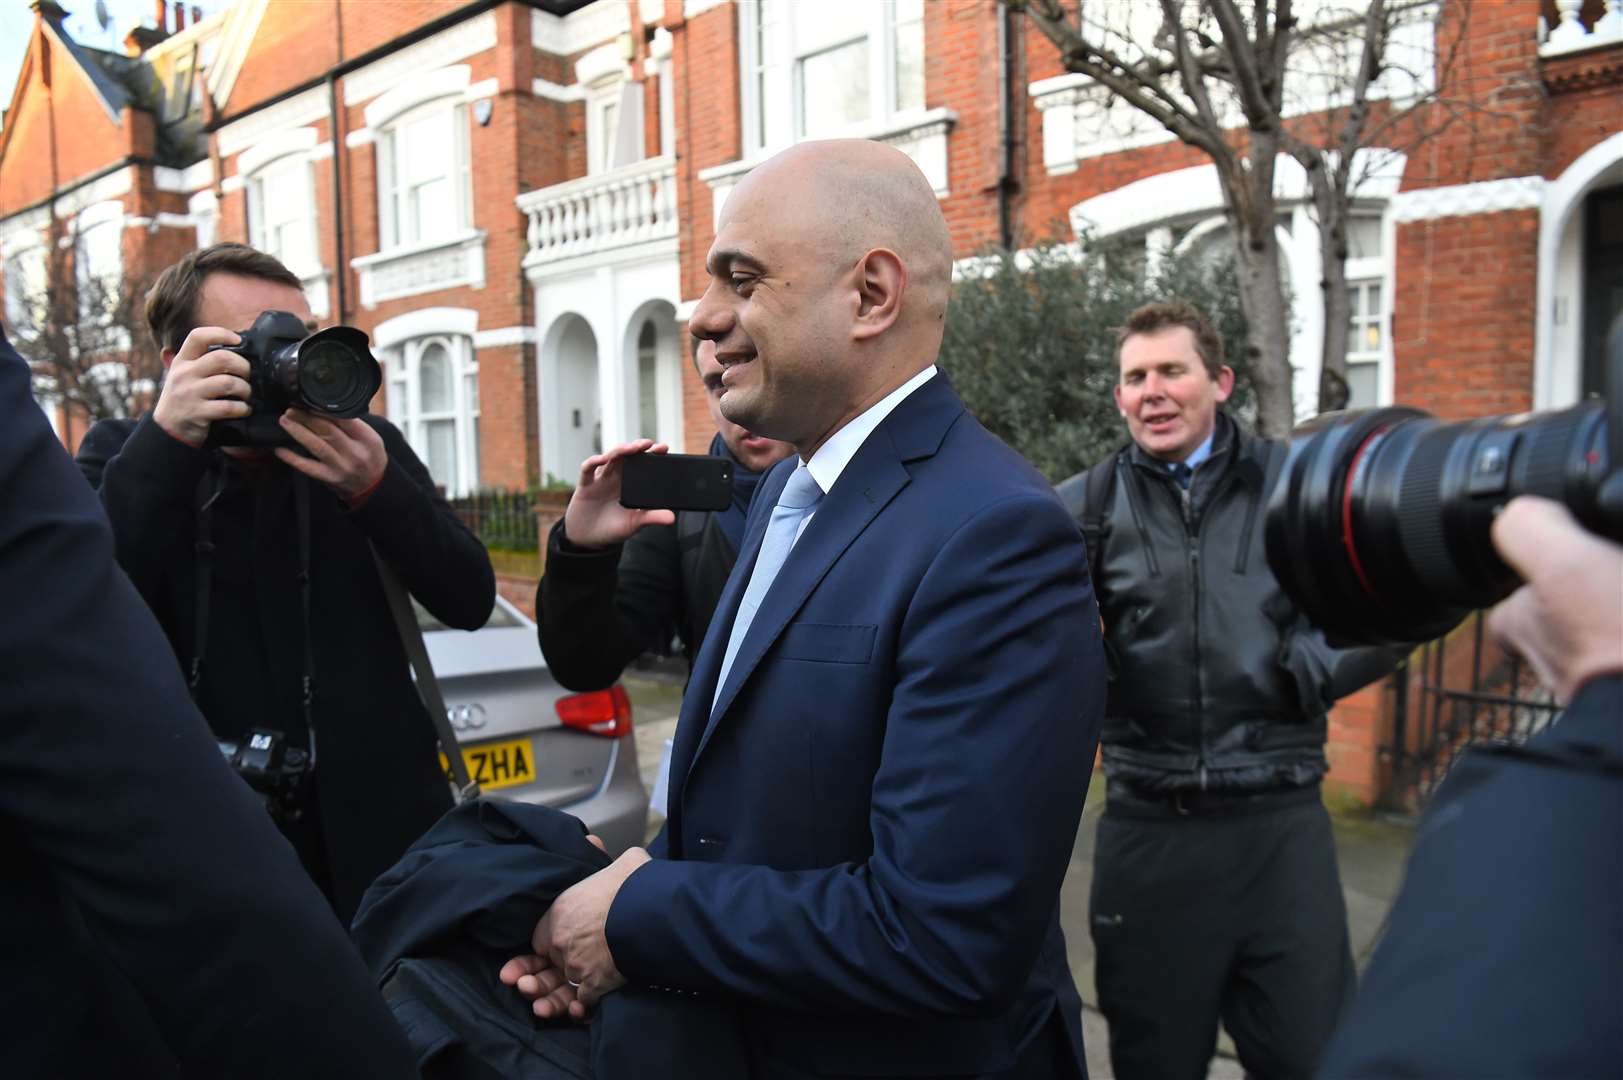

{"left": 619, "top": 452, "right": 734, "bottom": 512}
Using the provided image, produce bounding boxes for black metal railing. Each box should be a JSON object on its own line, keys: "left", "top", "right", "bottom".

{"left": 449, "top": 489, "right": 539, "bottom": 551}
{"left": 1383, "top": 612, "right": 1561, "bottom": 811}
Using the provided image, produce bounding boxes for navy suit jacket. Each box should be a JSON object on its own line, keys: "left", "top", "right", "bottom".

{"left": 606, "top": 374, "right": 1105, "bottom": 1077}
{"left": 0, "top": 328, "right": 418, "bottom": 1077}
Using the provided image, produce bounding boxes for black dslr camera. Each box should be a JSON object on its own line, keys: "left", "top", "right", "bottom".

{"left": 1266, "top": 321, "right": 1623, "bottom": 647}
{"left": 217, "top": 729, "right": 311, "bottom": 824}
{"left": 205, "top": 310, "right": 382, "bottom": 448}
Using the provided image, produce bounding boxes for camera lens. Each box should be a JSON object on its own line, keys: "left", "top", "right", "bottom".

{"left": 294, "top": 329, "right": 380, "bottom": 417}
{"left": 1265, "top": 402, "right": 1612, "bottom": 647}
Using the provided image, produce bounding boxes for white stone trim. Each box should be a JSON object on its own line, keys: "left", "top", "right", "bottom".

{"left": 650, "top": 27, "right": 673, "bottom": 61}
{"left": 1541, "top": 0, "right": 1623, "bottom": 56}
{"left": 575, "top": 43, "right": 628, "bottom": 87}
{"left": 466, "top": 77, "right": 499, "bottom": 102}
{"left": 207, "top": 0, "right": 270, "bottom": 117}
{"left": 364, "top": 65, "right": 472, "bottom": 132}
{"left": 351, "top": 230, "right": 488, "bottom": 308}
{"left": 698, "top": 108, "right": 959, "bottom": 225}
{"left": 374, "top": 307, "right": 480, "bottom": 349}
{"left": 345, "top": 11, "right": 497, "bottom": 107}
{"left": 1390, "top": 176, "right": 1545, "bottom": 222}
{"left": 310, "top": 141, "right": 334, "bottom": 162}
{"left": 50, "top": 168, "right": 133, "bottom": 219}
{"left": 1535, "top": 132, "right": 1623, "bottom": 410}
{"left": 640, "top": 0, "right": 666, "bottom": 29}
{"left": 1069, "top": 151, "right": 1408, "bottom": 239}
{"left": 154, "top": 167, "right": 188, "bottom": 192}
{"left": 674, "top": 298, "right": 699, "bottom": 323}
{"left": 74, "top": 199, "right": 127, "bottom": 231}
{"left": 178, "top": 159, "right": 215, "bottom": 192}
{"left": 1, "top": 220, "right": 47, "bottom": 259}
{"left": 473, "top": 326, "right": 539, "bottom": 349}
{"left": 345, "top": 128, "right": 375, "bottom": 148}
{"left": 533, "top": 78, "right": 586, "bottom": 103}
{"left": 123, "top": 212, "right": 196, "bottom": 230}
{"left": 217, "top": 86, "right": 327, "bottom": 158}
{"left": 221, "top": 174, "right": 245, "bottom": 194}
{"left": 532, "top": 2, "right": 630, "bottom": 57}
{"left": 237, "top": 126, "right": 319, "bottom": 178}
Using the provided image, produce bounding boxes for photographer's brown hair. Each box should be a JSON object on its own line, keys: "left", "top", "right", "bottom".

{"left": 1114, "top": 300, "right": 1226, "bottom": 380}
{"left": 145, "top": 243, "right": 303, "bottom": 353}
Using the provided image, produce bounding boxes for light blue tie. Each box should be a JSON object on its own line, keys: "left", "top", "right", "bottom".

{"left": 711, "top": 464, "right": 824, "bottom": 715}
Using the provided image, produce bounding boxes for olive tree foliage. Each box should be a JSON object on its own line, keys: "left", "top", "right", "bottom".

{"left": 1005, "top": 0, "right": 1475, "bottom": 436}
{"left": 7, "top": 222, "right": 161, "bottom": 424}
{"left": 940, "top": 236, "right": 1253, "bottom": 483}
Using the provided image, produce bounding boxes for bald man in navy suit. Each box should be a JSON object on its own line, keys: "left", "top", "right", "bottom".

{"left": 504, "top": 140, "right": 1106, "bottom": 1079}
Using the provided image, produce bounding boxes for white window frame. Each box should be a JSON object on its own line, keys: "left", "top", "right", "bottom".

{"left": 376, "top": 99, "right": 474, "bottom": 252}
{"left": 4, "top": 238, "right": 48, "bottom": 335}
{"left": 586, "top": 81, "right": 623, "bottom": 176}
{"left": 246, "top": 152, "right": 320, "bottom": 277}
{"left": 738, "top": 0, "right": 927, "bottom": 157}
{"left": 385, "top": 333, "right": 480, "bottom": 496}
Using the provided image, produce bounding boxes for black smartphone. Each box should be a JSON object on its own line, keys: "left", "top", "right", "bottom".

{"left": 619, "top": 452, "right": 734, "bottom": 512}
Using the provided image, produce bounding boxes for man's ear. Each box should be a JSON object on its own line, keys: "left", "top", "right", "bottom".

{"left": 1214, "top": 365, "right": 1236, "bottom": 403}
{"left": 851, "top": 248, "right": 906, "bottom": 341}
{"left": 161, "top": 346, "right": 178, "bottom": 371}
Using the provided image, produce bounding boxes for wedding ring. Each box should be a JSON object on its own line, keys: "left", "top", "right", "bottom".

{"left": 566, "top": 978, "right": 582, "bottom": 988}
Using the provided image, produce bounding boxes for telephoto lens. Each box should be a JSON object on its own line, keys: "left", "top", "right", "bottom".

{"left": 1266, "top": 324, "right": 1622, "bottom": 647}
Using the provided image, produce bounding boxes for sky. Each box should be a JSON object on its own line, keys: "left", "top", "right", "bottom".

{"left": 1, "top": 0, "right": 226, "bottom": 132}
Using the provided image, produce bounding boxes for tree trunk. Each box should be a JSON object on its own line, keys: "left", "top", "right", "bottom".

{"left": 1219, "top": 146, "right": 1296, "bottom": 438}
{"left": 1311, "top": 175, "right": 1353, "bottom": 415}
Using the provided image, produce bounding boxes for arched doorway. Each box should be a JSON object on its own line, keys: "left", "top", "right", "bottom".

{"left": 547, "top": 314, "right": 600, "bottom": 483}
{"left": 1536, "top": 132, "right": 1623, "bottom": 408}
{"left": 621, "top": 298, "right": 684, "bottom": 450}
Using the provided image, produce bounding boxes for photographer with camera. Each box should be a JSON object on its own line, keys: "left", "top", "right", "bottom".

{"left": 1316, "top": 499, "right": 1622, "bottom": 1077}
{"left": 76, "top": 243, "right": 496, "bottom": 924}
{"left": 1057, "top": 300, "right": 1402, "bottom": 1080}
{"left": 536, "top": 336, "right": 792, "bottom": 691}
{"left": 1, "top": 323, "right": 419, "bottom": 1077}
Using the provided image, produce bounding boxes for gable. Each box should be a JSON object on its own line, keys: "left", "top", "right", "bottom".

{"left": 0, "top": 31, "right": 129, "bottom": 218}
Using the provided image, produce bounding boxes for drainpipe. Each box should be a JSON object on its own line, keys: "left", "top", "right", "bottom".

{"left": 997, "top": 3, "right": 1021, "bottom": 251}
{"left": 326, "top": 0, "right": 348, "bottom": 323}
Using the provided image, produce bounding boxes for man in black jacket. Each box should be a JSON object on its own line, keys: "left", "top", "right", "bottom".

{"left": 0, "top": 324, "right": 419, "bottom": 1078}
{"left": 1058, "top": 301, "right": 1399, "bottom": 1080}
{"left": 76, "top": 243, "right": 495, "bottom": 924}
{"left": 536, "top": 336, "right": 791, "bottom": 690}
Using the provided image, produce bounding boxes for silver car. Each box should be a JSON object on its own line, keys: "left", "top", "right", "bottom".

{"left": 416, "top": 594, "right": 647, "bottom": 854}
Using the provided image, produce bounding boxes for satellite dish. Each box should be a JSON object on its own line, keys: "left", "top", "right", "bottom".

{"left": 94, "top": 0, "right": 111, "bottom": 31}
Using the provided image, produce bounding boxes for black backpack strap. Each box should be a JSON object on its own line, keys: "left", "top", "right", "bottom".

{"left": 1056, "top": 449, "right": 1121, "bottom": 588}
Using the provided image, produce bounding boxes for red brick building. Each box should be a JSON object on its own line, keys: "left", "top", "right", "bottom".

{"left": 3, "top": 0, "right": 1619, "bottom": 803}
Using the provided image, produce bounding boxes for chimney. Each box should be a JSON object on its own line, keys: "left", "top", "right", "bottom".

{"left": 173, "top": 1, "right": 186, "bottom": 31}
{"left": 192, "top": 6, "right": 202, "bottom": 25}
{"left": 154, "top": 0, "right": 168, "bottom": 32}
{"left": 30, "top": 1, "right": 69, "bottom": 25}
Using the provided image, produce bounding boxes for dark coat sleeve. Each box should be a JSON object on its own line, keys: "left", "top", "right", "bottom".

{"left": 75, "top": 413, "right": 210, "bottom": 616}
{"left": 344, "top": 414, "right": 495, "bottom": 631}
{"left": 1318, "top": 675, "right": 1623, "bottom": 1079}
{"left": 536, "top": 517, "right": 684, "bottom": 692}
{"left": 0, "top": 332, "right": 420, "bottom": 1078}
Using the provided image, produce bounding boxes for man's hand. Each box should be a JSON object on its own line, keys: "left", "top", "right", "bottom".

{"left": 534, "top": 847, "right": 651, "bottom": 1011}
{"left": 152, "top": 327, "right": 251, "bottom": 448}
{"left": 274, "top": 410, "right": 388, "bottom": 503}
{"left": 1488, "top": 496, "right": 1623, "bottom": 705}
{"left": 499, "top": 953, "right": 585, "bottom": 1021}
{"left": 561, "top": 440, "right": 677, "bottom": 548}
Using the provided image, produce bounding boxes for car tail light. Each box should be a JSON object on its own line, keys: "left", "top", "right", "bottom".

{"left": 555, "top": 685, "right": 633, "bottom": 738}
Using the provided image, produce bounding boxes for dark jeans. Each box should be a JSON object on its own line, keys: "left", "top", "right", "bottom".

{"left": 1089, "top": 793, "right": 1354, "bottom": 1080}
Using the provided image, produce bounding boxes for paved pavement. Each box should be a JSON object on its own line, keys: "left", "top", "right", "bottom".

{"left": 621, "top": 674, "right": 1417, "bottom": 1079}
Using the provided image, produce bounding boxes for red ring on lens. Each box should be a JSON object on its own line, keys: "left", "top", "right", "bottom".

{"left": 1340, "top": 425, "right": 1389, "bottom": 601}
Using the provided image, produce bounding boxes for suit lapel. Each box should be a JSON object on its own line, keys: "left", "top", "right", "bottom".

{"left": 683, "top": 374, "right": 967, "bottom": 773}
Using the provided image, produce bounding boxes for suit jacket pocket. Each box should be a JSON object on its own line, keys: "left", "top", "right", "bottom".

{"left": 776, "top": 622, "right": 876, "bottom": 665}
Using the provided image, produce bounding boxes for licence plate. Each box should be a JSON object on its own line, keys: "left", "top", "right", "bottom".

{"left": 442, "top": 736, "right": 535, "bottom": 791}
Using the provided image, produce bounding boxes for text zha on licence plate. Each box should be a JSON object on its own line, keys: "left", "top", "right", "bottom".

{"left": 441, "top": 736, "right": 535, "bottom": 791}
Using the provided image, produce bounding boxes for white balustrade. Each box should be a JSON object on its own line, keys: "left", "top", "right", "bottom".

{"left": 517, "top": 156, "right": 678, "bottom": 267}
{"left": 1541, "top": 0, "right": 1623, "bottom": 57}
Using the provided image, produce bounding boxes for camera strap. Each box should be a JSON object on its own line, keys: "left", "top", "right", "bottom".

{"left": 370, "top": 547, "right": 480, "bottom": 804}
{"left": 190, "top": 465, "right": 319, "bottom": 774}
